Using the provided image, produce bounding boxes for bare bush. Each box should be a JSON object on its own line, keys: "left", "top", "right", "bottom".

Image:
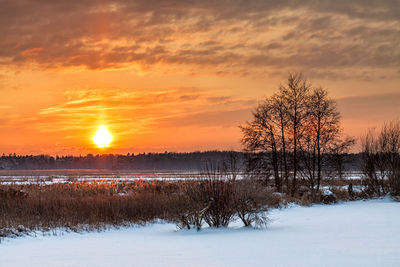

{"left": 202, "top": 178, "right": 235, "bottom": 228}
{"left": 233, "top": 179, "right": 280, "bottom": 228}
{"left": 167, "top": 181, "right": 210, "bottom": 231}
{"left": 169, "top": 177, "right": 281, "bottom": 230}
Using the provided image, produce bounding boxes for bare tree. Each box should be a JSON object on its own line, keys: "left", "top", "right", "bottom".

{"left": 381, "top": 121, "right": 400, "bottom": 196}
{"left": 328, "top": 137, "right": 356, "bottom": 180}
{"left": 361, "top": 129, "right": 381, "bottom": 195}
{"left": 241, "top": 73, "right": 310, "bottom": 195}
{"left": 300, "top": 87, "right": 354, "bottom": 193}
{"left": 362, "top": 120, "right": 400, "bottom": 197}
{"left": 242, "top": 73, "right": 352, "bottom": 198}
{"left": 280, "top": 73, "right": 310, "bottom": 196}
{"left": 271, "top": 92, "right": 290, "bottom": 192}
{"left": 240, "top": 99, "right": 282, "bottom": 191}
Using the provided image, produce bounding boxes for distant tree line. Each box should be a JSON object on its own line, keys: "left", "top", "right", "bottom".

{"left": 0, "top": 151, "right": 246, "bottom": 171}
{"left": 0, "top": 150, "right": 362, "bottom": 172}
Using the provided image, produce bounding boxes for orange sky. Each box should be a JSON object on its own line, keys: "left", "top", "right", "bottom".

{"left": 1, "top": 0, "right": 399, "bottom": 155}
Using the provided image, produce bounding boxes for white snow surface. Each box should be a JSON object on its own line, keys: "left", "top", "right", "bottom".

{"left": 1, "top": 198, "right": 399, "bottom": 267}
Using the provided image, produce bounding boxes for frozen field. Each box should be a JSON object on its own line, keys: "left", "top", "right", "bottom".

{"left": 0, "top": 169, "right": 364, "bottom": 184}
{"left": 1, "top": 198, "right": 399, "bottom": 267}
{"left": 0, "top": 169, "right": 202, "bottom": 184}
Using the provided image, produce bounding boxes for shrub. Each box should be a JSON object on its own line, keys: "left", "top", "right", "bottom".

{"left": 233, "top": 179, "right": 279, "bottom": 227}
{"left": 202, "top": 178, "right": 236, "bottom": 228}
{"left": 167, "top": 178, "right": 281, "bottom": 230}
{"left": 167, "top": 181, "right": 209, "bottom": 231}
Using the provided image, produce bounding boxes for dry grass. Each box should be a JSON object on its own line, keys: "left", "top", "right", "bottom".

{"left": 0, "top": 180, "right": 179, "bottom": 239}
{"left": 0, "top": 179, "right": 282, "bottom": 238}
{"left": 1, "top": 175, "right": 369, "bottom": 239}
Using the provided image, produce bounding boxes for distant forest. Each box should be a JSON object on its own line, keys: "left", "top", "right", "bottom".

{"left": 0, "top": 151, "right": 362, "bottom": 171}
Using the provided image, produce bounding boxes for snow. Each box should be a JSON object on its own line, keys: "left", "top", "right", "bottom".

{"left": 322, "top": 189, "right": 333, "bottom": 195}
{"left": 0, "top": 170, "right": 365, "bottom": 185}
{"left": 321, "top": 185, "right": 364, "bottom": 193}
{"left": 1, "top": 198, "right": 399, "bottom": 267}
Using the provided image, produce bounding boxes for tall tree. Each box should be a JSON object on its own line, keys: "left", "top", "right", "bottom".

{"left": 271, "top": 92, "right": 290, "bottom": 191}
{"left": 280, "top": 73, "right": 310, "bottom": 196}
{"left": 240, "top": 99, "right": 282, "bottom": 191}
{"left": 306, "top": 88, "right": 340, "bottom": 191}
{"left": 242, "top": 73, "right": 353, "bottom": 197}
{"left": 361, "top": 120, "right": 400, "bottom": 196}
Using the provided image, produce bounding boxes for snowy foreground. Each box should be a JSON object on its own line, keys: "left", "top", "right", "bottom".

{"left": 1, "top": 199, "right": 399, "bottom": 267}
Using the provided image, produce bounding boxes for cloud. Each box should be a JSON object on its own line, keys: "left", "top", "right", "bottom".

{"left": 30, "top": 87, "right": 256, "bottom": 140}
{"left": 154, "top": 108, "right": 253, "bottom": 128}
{"left": 335, "top": 92, "right": 400, "bottom": 138}
{"left": 337, "top": 92, "right": 400, "bottom": 120}
{"left": 0, "top": 0, "right": 398, "bottom": 79}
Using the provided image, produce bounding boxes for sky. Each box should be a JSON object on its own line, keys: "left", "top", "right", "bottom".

{"left": 0, "top": 0, "right": 399, "bottom": 155}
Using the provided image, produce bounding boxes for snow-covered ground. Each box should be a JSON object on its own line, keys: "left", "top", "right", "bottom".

{"left": 1, "top": 198, "right": 399, "bottom": 267}
{"left": 0, "top": 171, "right": 202, "bottom": 184}
{"left": 0, "top": 170, "right": 365, "bottom": 185}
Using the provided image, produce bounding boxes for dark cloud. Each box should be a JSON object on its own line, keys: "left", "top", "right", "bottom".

{"left": 0, "top": 0, "right": 399, "bottom": 79}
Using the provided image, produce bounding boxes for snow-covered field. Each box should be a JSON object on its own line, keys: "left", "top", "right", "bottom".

{"left": 0, "top": 170, "right": 364, "bottom": 184}
{"left": 0, "top": 170, "right": 202, "bottom": 184}
{"left": 1, "top": 198, "right": 399, "bottom": 267}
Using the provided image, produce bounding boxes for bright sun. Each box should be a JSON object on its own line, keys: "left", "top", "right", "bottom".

{"left": 93, "top": 126, "right": 113, "bottom": 148}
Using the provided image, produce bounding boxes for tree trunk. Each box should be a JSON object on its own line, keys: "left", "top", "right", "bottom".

{"left": 316, "top": 117, "right": 321, "bottom": 192}
{"left": 292, "top": 111, "right": 298, "bottom": 197}
{"left": 271, "top": 144, "right": 281, "bottom": 192}
{"left": 280, "top": 117, "right": 289, "bottom": 194}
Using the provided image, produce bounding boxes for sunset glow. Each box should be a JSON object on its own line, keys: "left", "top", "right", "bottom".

{"left": 93, "top": 126, "right": 113, "bottom": 148}
{"left": 0, "top": 1, "right": 399, "bottom": 155}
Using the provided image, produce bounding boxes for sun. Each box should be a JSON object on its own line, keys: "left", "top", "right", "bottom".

{"left": 93, "top": 126, "right": 113, "bottom": 148}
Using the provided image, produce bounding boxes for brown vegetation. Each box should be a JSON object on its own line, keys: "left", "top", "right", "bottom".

{"left": 0, "top": 178, "right": 282, "bottom": 239}
{"left": 0, "top": 180, "right": 173, "bottom": 239}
